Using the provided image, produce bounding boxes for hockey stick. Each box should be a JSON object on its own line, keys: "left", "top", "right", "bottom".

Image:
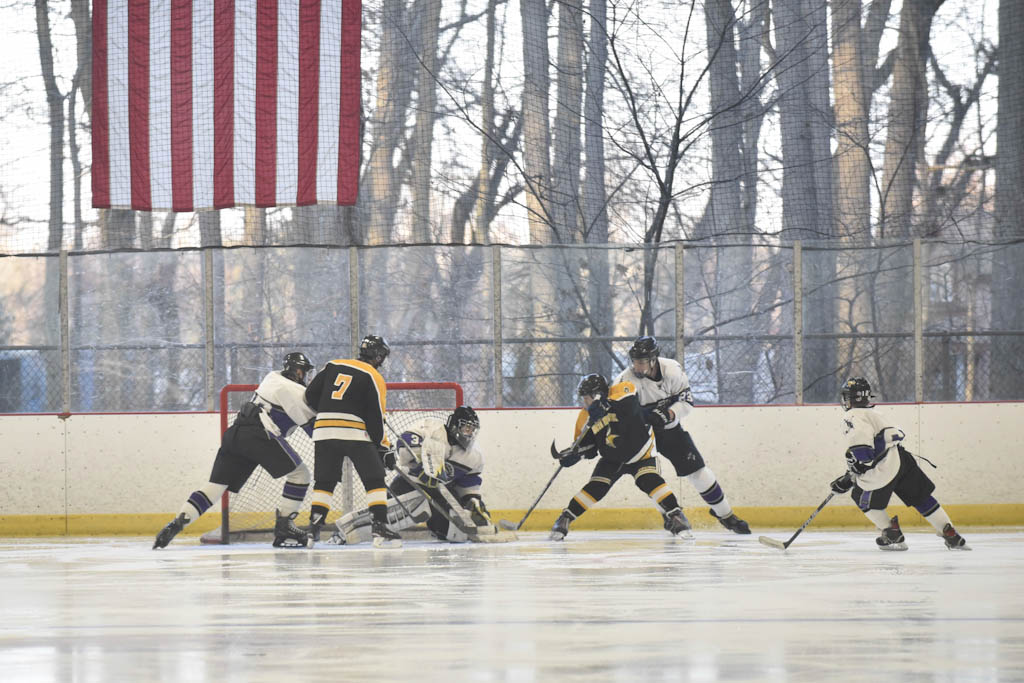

{"left": 498, "top": 464, "right": 563, "bottom": 531}
{"left": 758, "top": 492, "right": 835, "bottom": 550}
{"left": 498, "top": 418, "right": 595, "bottom": 531}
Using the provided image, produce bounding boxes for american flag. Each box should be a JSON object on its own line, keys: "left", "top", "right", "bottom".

{"left": 92, "top": 0, "right": 361, "bottom": 212}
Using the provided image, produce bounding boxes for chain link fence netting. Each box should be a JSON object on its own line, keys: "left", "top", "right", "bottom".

{"left": 2, "top": 240, "right": 1023, "bottom": 413}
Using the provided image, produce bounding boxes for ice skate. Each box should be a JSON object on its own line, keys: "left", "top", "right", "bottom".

{"left": 371, "top": 519, "right": 402, "bottom": 548}
{"left": 153, "top": 513, "right": 187, "bottom": 549}
{"left": 941, "top": 523, "right": 971, "bottom": 551}
{"left": 710, "top": 508, "right": 751, "bottom": 535}
{"left": 876, "top": 515, "right": 908, "bottom": 551}
{"left": 549, "top": 510, "right": 574, "bottom": 541}
{"left": 273, "top": 509, "right": 313, "bottom": 548}
{"left": 665, "top": 508, "right": 694, "bottom": 539}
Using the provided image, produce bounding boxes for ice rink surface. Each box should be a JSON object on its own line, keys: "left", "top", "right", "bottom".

{"left": 1, "top": 529, "right": 1022, "bottom": 683}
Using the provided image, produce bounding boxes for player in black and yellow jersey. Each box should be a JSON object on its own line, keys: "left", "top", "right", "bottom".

{"left": 304, "top": 334, "right": 401, "bottom": 548}
{"left": 549, "top": 373, "right": 692, "bottom": 541}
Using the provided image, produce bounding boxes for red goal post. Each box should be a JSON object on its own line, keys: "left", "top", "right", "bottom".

{"left": 203, "top": 381, "right": 464, "bottom": 544}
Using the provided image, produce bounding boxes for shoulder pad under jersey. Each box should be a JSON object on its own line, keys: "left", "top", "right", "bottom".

{"left": 608, "top": 381, "right": 637, "bottom": 401}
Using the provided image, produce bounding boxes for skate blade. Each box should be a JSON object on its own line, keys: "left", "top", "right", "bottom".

{"left": 372, "top": 537, "right": 402, "bottom": 549}
{"left": 672, "top": 530, "right": 695, "bottom": 540}
{"left": 549, "top": 532, "right": 566, "bottom": 541}
{"left": 878, "top": 542, "right": 908, "bottom": 551}
{"left": 947, "top": 543, "right": 972, "bottom": 551}
{"left": 273, "top": 538, "right": 313, "bottom": 549}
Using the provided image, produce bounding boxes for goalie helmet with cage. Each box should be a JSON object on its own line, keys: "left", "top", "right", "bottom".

{"left": 357, "top": 335, "right": 391, "bottom": 367}
{"left": 282, "top": 351, "right": 314, "bottom": 385}
{"left": 577, "top": 373, "right": 609, "bottom": 399}
{"left": 841, "top": 377, "right": 873, "bottom": 411}
{"left": 446, "top": 405, "right": 480, "bottom": 450}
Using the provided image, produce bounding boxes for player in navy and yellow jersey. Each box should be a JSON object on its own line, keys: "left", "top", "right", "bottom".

{"left": 549, "top": 373, "right": 692, "bottom": 541}
{"left": 304, "top": 334, "right": 401, "bottom": 548}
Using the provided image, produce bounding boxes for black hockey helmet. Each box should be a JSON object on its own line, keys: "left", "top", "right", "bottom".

{"left": 282, "top": 351, "right": 314, "bottom": 385}
{"left": 628, "top": 336, "right": 660, "bottom": 361}
{"left": 357, "top": 335, "right": 391, "bottom": 367}
{"left": 577, "top": 373, "right": 609, "bottom": 399}
{"left": 446, "top": 405, "right": 480, "bottom": 450}
{"left": 841, "top": 377, "right": 873, "bottom": 411}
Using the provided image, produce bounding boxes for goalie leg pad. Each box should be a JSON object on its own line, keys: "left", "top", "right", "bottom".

{"left": 335, "top": 491, "right": 430, "bottom": 545}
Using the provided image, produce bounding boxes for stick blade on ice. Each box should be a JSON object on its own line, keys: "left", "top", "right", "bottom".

{"left": 758, "top": 535, "right": 787, "bottom": 550}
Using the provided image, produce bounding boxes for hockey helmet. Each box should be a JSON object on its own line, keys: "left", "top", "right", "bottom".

{"left": 282, "top": 351, "right": 314, "bottom": 385}
{"left": 628, "top": 336, "right": 660, "bottom": 361}
{"left": 446, "top": 406, "right": 480, "bottom": 450}
{"left": 358, "top": 335, "right": 391, "bottom": 367}
{"left": 840, "top": 377, "right": 873, "bottom": 411}
{"left": 577, "top": 373, "right": 609, "bottom": 399}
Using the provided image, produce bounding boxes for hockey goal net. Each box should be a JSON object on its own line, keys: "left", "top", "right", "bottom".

{"left": 201, "top": 381, "right": 463, "bottom": 544}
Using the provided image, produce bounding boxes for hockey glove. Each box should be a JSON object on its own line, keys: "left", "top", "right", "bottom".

{"left": 378, "top": 444, "right": 397, "bottom": 470}
{"left": 643, "top": 405, "right": 673, "bottom": 428}
{"left": 552, "top": 446, "right": 582, "bottom": 468}
{"left": 587, "top": 396, "right": 610, "bottom": 420}
{"left": 830, "top": 472, "right": 854, "bottom": 494}
{"left": 464, "top": 496, "right": 492, "bottom": 526}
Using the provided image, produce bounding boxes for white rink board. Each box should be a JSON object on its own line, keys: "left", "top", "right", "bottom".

{"left": 0, "top": 402, "right": 1021, "bottom": 517}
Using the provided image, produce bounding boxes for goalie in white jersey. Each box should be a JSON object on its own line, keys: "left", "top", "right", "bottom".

{"left": 615, "top": 336, "right": 750, "bottom": 534}
{"left": 330, "top": 406, "right": 494, "bottom": 543}
{"left": 829, "top": 377, "right": 969, "bottom": 551}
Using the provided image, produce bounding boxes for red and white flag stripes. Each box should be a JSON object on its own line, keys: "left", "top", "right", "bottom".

{"left": 92, "top": 0, "right": 361, "bottom": 211}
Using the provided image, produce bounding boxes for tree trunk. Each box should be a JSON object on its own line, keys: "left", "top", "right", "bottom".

{"left": 774, "top": 0, "right": 835, "bottom": 401}
{"left": 36, "top": 0, "right": 64, "bottom": 253}
{"left": 991, "top": 0, "right": 1024, "bottom": 398}
{"left": 520, "top": 0, "right": 553, "bottom": 242}
{"left": 411, "top": 0, "right": 441, "bottom": 242}
{"left": 473, "top": 0, "right": 499, "bottom": 244}
{"left": 879, "top": 0, "right": 945, "bottom": 238}
{"left": 774, "top": 0, "right": 834, "bottom": 241}
{"left": 552, "top": 0, "right": 584, "bottom": 243}
{"left": 583, "top": 0, "right": 609, "bottom": 372}
{"left": 832, "top": 0, "right": 872, "bottom": 241}
{"left": 363, "top": 0, "right": 415, "bottom": 244}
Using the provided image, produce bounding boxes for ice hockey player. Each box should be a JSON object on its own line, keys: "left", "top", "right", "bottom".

{"left": 153, "top": 352, "right": 317, "bottom": 549}
{"left": 303, "top": 335, "right": 402, "bottom": 548}
{"left": 616, "top": 336, "right": 750, "bottom": 535}
{"left": 549, "top": 373, "right": 692, "bottom": 541}
{"left": 830, "top": 377, "right": 970, "bottom": 551}
{"left": 330, "top": 406, "right": 494, "bottom": 544}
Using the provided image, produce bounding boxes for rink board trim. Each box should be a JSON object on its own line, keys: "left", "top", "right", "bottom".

{"left": 1, "top": 504, "right": 1021, "bottom": 536}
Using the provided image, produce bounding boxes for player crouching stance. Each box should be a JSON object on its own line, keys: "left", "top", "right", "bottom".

{"left": 153, "top": 353, "right": 317, "bottom": 549}
{"left": 329, "top": 407, "right": 497, "bottom": 544}
{"left": 550, "top": 374, "right": 692, "bottom": 541}
{"left": 830, "top": 377, "right": 969, "bottom": 551}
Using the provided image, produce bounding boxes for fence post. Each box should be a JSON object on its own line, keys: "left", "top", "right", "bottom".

{"left": 59, "top": 249, "right": 70, "bottom": 414}
{"left": 793, "top": 241, "right": 803, "bottom": 405}
{"left": 350, "top": 246, "right": 360, "bottom": 356}
{"left": 675, "top": 242, "right": 685, "bottom": 357}
{"left": 203, "top": 249, "right": 215, "bottom": 411}
{"left": 492, "top": 245, "right": 503, "bottom": 407}
{"left": 913, "top": 238, "right": 923, "bottom": 403}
